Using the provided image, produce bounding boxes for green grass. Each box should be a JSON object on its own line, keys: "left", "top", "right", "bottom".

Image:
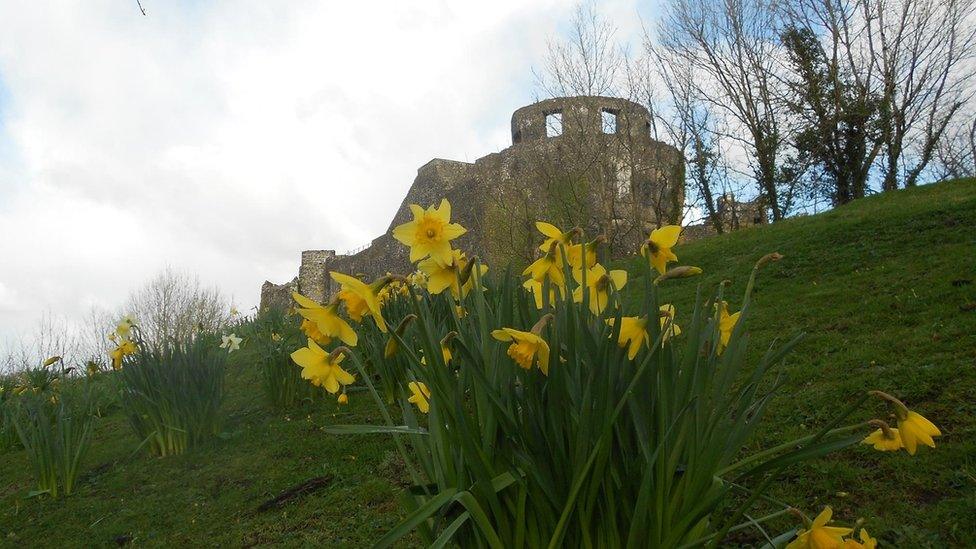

{"left": 2, "top": 179, "right": 974, "bottom": 546}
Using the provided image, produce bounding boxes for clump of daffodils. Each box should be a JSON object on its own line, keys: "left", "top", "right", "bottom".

{"left": 281, "top": 197, "right": 942, "bottom": 547}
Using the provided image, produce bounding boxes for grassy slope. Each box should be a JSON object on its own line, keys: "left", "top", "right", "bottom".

{"left": 1, "top": 179, "right": 974, "bottom": 547}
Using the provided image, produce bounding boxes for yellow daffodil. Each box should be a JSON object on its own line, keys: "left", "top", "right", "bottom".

{"left": 717, "top": 301, "right": 741, "bottom": 354}
{"left": 42, "top": 356, "right": 61, "bottom": 367}
{"left": 862, "top": 421, "right": 903, "bottom": 452}
{"left": 300, "top": 318, "right": 331, "bottom": 346}
{"left": 607, "top": 316, "right": 649, "bottom": 360}
{"left": 331, "top": 272, "right": 391, "bottom": 333}
{"left": 786, "top": 507, "right": 853, "bottom": 549}
{"left": 642, "top": 225, "right": 682, "bottom": 274}
{"left": 219, "top": 333, "right": 242, "bottom": 352}
{"left": 870, "top": 391, "right": 942, "bottom": 455}
{"left": 491, "top": 316, "right": 552, "bottom": 374}
{"left": 841, "top": 529, "right": 877, "bottom": 549}
{"left": 392, "top": 199, "right": 467, "bottom": 264}
{"left": 523, "top": 242, "right": 566, "bottom": 289}
{"left": 290, "top": 339, "right": 355, "bottom": 394}
{"left": 572, "top": 263, "right": 627, "bottom": 315}
{"left": 115, "top": 315, "right": 135, "bottom": 339}
{"left": 523, "top": 278, "right": 564, "bottom": 309}
{"left": 292, "top": 292, "right": 358, "bottom": 346}
{"left": 419, "top": 249, "right": 461, "bottom": 295}
{"left": 109, "top": 339, "right": 138, "bottom": 370}
{"left": 659, "top": 303, "right": 682, "bottom": 341}
{"left": 567, "top": 235, "right": 604, "bottom": 270}
{"left": 406, "top": 269, "right": 428, "bottom": 290}
{"left": 407, "top": 381, "right": 431, "bottom": 413}
{"left": 271, "top": 332, "right": 283, "bottom": 342}
{"left": 337, "top": 393, "right": 349, "bottom": 405}
{"left": 535, "top": 221, "right": 575, "bottom": 252}
{"left": 421, "top": 344, "right": 453, "bottom": 367}
{"left": 898, "top": 410, "right": 941, "bottom": 455}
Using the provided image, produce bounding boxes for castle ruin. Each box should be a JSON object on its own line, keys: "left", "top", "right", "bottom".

{"left": 261, "top": 96, "right": 686, "bottom": 309}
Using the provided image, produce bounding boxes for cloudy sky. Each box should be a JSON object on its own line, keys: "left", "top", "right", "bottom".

{"left": 0, "top": 0, "right": 654, "bottom": 353}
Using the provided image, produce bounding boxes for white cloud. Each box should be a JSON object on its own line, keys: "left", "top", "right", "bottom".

{"left": 0, "top": 0, "right": 647, "bottom": 352}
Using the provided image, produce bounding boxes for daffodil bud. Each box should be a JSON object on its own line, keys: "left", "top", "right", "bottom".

{"left": 42, "top": 356, "right": 61, "bottom": 367}
{"left": 337, "top": 393, "right": 349, "bottom": 405}
{"left": 755, "top": 252, "right": 784, "bottom": 270}
{"left": 653, "top": 266, "right": 703, "bottom": 285}
{"left": 457, "top": 256, "right": 479, "bottom": 286}
{"left": 530, "top": 313, "right": 554, "bottom": 335}
{"left": 384, "top": 314, "right": 417, "bottom": 359}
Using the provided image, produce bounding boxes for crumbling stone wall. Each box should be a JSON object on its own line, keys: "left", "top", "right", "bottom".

{"left": 260, "top": 278, "right": 298, "bottom": 311}
{"left": 260, "top": 96, "right": 686, "bottom": 309}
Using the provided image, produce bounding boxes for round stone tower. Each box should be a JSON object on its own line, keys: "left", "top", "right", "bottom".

{"left": 511, "top": 96, "right": 654, "bottom": 146}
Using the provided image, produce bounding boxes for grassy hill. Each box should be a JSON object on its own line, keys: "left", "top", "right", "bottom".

{"left": 2, "top": 179, "right": 974, "bottom": 547}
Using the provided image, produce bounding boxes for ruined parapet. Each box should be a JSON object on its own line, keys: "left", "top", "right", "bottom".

{"left": 511, "top": 96, "right": 652, "bottom": 145}
{"left": 297, "top": 250, "right": 335, "bottom": 303}
{"left": 260, "top": 278, "right": 298, "bottom": 312}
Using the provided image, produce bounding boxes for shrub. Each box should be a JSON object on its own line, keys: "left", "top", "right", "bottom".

{"left": 9, "top": 381, "right": 95, "bottom": 498}
{"left": 118, "top": 336, "right": 226, "bottom": 456}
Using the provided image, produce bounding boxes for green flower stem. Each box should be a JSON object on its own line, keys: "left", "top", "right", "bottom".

{"left": 717, "top": 422, "right": 869, "bottom": 477}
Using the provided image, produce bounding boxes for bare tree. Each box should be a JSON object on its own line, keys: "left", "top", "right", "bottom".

{"left": 658, "top": 0, "right": 804, "bottom": 220}
{"left": 534, "top": 2, "right": 625, "bottom": 97}
{"left": 932, "top": 115, "right": 976, "bottom": 179}
{"left": 124, "top": 268, "right": 230, "bottom": 348}
{"left": 867, "top": 0, "right": 976, "bottom": 189}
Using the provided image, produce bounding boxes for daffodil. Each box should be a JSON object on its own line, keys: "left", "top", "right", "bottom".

{"left": 642, "top": 225, "right": 682, "bottom": 274}
{"left": 42, "top": 356, "right": 61, "bottom": 367}
{"left": 841, "top": 529, "right": 877, "bottom": 549}
{"left": 523, "top": 242, "right": 566, "bottom": 289}
{"left": 567, "top": 235, "right": 603, "bottom": 270}
{"left": 870, "top": 391, "right": 941, "bottom": 455}
{"left": 301, "top": 318, "right": 331, "bottom": 346}
{"left": 607, "top": 316, "right": 648, "bottom": 360}
{"left": 786, "top": 507, "right": 853, "bottom": 549}
{"left": 572, "top": 263, "right": 627, "bottom": 315}
{"left": 290, "top": 340, "right": 355, "bottom": 394}
{"left": 898, "top": 410, "right": 941, "bottom": 455}
{"left": 535, "top": 221, "right": 575, "bottom": 252}
{"left": 337, "top": 393, "right": 349, "bottom": 405}
{"left": 419, "top": 250, "right": 463, "bottom": 296}
{"left": 406, "top": 269, "right": 428, "bottom": 290}
{"left": 717, "top": 301, "right": 741, "bottom": 354}
{"left": 421, "top": 344, "right": 453, "bottom": 367}
{"left": 491, "top": 315, "right": 552, "bottom": 374}
{"left": 292, "top": 292, "right": 358, "bottom": 346}
{"left": 220, "top": 333, "right": 242, "bottom": 353}
{"left": 659, "top": 303, "right": 681, "bottom": 341}
{"left": 407, "top": 381, "right": 431, "bottom": 413}
{"left": 116, "top": 314, "right": 136, "bottom": 339}
{"left": 331, "top": 272, "right": 392, "bottom": 333}
{"left": 392, "top": 199, "right": 467, "bottom": 264}
{"left": 109, "top": 339, "right": 138, "bottom": 370}
{"left": 862, "top": 421, "right": 903, "bottom": 452}
{"left": 523, "top": 278, "right": 564, "bottom": 309}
